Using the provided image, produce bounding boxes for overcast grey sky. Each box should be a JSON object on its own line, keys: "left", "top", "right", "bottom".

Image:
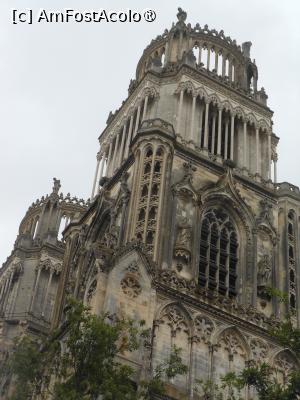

{"left": 0, "top": 0, "right": 299, "bottom": 265}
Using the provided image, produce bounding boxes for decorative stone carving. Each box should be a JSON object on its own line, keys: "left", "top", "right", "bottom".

{"left": 159, "top": 270, "right": 196, "bottom": 292}
{"left": 160, "top": 305, "right": 189, "bottom": 336}
{"left": 121, "top": 276, "right": 142, "bottom": 299}
{"left": 220, "top": 331, "right": 247, "bottom": 358}
{"left": 100, "top": 225, "right": 119, "bottom": 249}
{"left": 194, "top": 315, "right": 214, "bottom": 343}
{"left": 125, "top": 260, "right": 140, "bottom": 275}
{"left": 250, "top": 339, "right": 268, "bottom": 361}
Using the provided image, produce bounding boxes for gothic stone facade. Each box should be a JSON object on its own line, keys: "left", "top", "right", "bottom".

{"left": 1, "top": 8, "right": 300, "bottom": 400}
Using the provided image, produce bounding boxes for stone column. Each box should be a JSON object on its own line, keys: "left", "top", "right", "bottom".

{"left": 150, "top": 321, "right": 160, "bottom": 374}
{"left": 0, "top": 283, "right": 5, "bottom": 301}
{"left": 118, "top": 124, "right": 127, "bottom": 167}
{"left": 211, "top": 111, "right": 217, "bottom": 154}
{"left": 98, "top": 150, "right": 106, "bottom": 181}
{"left": 134, "top": 104, "right": 141, "bottom": 137}
{"left": 30, "top": 266, "right": 42, "bottom": 312}
{"left": 189, "top": 94, "right": 196, "bottom": 142}
{"left": 111, "top": 133, "right": 120, "bottom": 174}
{"left": 229, "top": 59, "right": 233, "bottom": 81}
{"left": 274, "top": 154, "right": 278, "bottom": 183}
{"left": 124, "top": 115, "right": 134, "bottom": 159}
{"left": 91, "top": 151, "right": 101, "bottom": 199}
{"left": 1, "top": 271, "right": 14, "bottom": 314}
{"left": 189, "top": 336, "right": 198, "bottom": 399}
{"left": 267, "top": 132, "right": 272, "bottom": 180}
{"left": 230, "top": 114, "right": 235, "bottom": 160}
{"left": 203, "top": 100, "right": 210, "bottom": 152}
{"left": 222, "top": 55, "right": 226, "bottom": 77}
{"left": 255, "top": 127, "right": 260, "bottom": 175}
{"left": 42, "top": 269, "right": 54, "bottom": 317}
{"left": 106, "top": 140, "right": 113, "bottom": 177}
{"left": 142, "top": 95, "right": 149, "bottom": 121}
{"left": 215, "top": 51, "right": 218, "bottom": 72}
{"left": 198, "top": 103, "right": 204, "bottom": 147}
{"left": 243, "top": 121, "right": 247, "bottom": 169}
{"left": 217, "top": 106, "right": 222, "bottom": 157}
{"left": 224, "top": 117, "right": 229, "bottom": 159}
{"left": 207, "top": 47, "right": 211, "bottom": 70}
{"left": 198, "top": 45, "right": 202, "bottom": 64}
{"left": 176, "top": 89, "right": 184, "bottom": 134}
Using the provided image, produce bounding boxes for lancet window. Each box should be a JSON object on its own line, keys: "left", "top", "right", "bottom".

{"left": 198, "top": 208, "right": 238, "bottom": 297}
{"left": 287, "top": 210, "right": 297, "bottom": 312}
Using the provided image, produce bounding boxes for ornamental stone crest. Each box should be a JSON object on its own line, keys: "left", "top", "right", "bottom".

{"left": 194, "top": 316, "right": 214, "bottom": 343}
{"left": 121, "top": 276, "right": 142, "bottom": 299}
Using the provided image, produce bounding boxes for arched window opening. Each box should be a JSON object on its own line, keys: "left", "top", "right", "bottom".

{"left": 288, "top": 223, "right": 294, "bottom": 236}
{"left": 193, "top": 45, "right": 200, "bottom": 64}
{"left": 138, "top": 209, "right": 145, "bottom": 222}
{"left": 289, "top": 246, "right": 294, "bottom": 260}
{"left": 160, "top": 47, "right": 166, "bottom": 66}
{"left": 290, "top": 294, "right": 296, "bottom": 309}
{"left": 217, "top": 52, "right": 223, "bottom": 76}
{"left": 287, "top": 209, "right": 297, "bottom": 313}
{"left": 146, "top": 231, "right": 154, "bottom": 244}
{"left": 232, "top": 64, "right": 235, "bottom": 82}
{"left": 145, "top": 148, "right": 153, "bottom": 158}
{"left": 156, "top": 147, "right": 163, "bottom": 157}
{"left": 202, "top": 46, "right": 208, "bottom": 69}
{"left": 144, "top": 162, "right": 151, "bottom": 174}
{"left": 149, "top": 207, "right": 156, "bottom": 220}
{"left": 210, "top": 48, "right": 216, "bottom": 71}
{"left": 225, "top": 58, "right": 230, "bottom": 76}
{"left": 58, "top": 215, "right": 68, "bottom": 240}
{"left": 154, "top": 161, "right": 161, "bottom": 173}
{"left": 32, "top": 216, "right": 39, "bottom": 239}
{"left": 247, "top": 65, "right": 254, "bottom": 91}
{"left": 199, "top": 209, "right": 238, "bottom": 297}
{"left": 151, "top": 184, "right": 159, "bottom": 196}
{"left": 142, "top": 185, "right": 148, "bottom": 197}
{"left": 290, "top": 269, "right": 295, "bottom": 284}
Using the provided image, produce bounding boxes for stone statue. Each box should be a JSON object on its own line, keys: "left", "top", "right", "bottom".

{"left": 52, "top": 177, "right": 61, "bottom": 194}
{"left": 257, "top": 254, "right": 272, "bottom": 287}
{"left": 177, "top": 7, "right": 187, "bottom": 23}
{"left": 174, "top": 216, "right": 192, "bottom": 263}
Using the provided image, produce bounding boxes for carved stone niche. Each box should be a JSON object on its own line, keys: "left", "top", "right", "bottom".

{"left": 174, "top": 215, "right": 192, "bottom": 263}
{"left": 172, "top": 162, "right": 198, "bottom": 279}
{"left": 257, "top": 229, "right": 273, "bottom": 308}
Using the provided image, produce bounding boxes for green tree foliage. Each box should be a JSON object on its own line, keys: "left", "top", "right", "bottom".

{"left": 3, "top": 299, "right": 188, "bottom": 400}
{"left": 196, "top": 287, "right": 300, "bottom": 400}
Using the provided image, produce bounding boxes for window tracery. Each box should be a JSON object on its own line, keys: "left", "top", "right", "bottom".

{"left": 287, "top": 211, "right": 297, "bottom": 312}
{"left": 199, "top": 208, "right": 238, "bottom": 297}
{"left": 134, "top": 146, "right": 164, "bottom": 256}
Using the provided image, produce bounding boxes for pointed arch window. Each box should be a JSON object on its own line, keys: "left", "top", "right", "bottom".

{"left": 199, "top": 208, "right": 238, "bottom": 297}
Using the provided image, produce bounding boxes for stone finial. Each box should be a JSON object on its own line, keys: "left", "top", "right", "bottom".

{"left": 176, "top": 7, "right": 187, "bottom": 23}
{"left": 242, "top": 41, "right": 252, "bottom": 58}
{"left": 52, "top": 177, "right": 61, "bottom": 194}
